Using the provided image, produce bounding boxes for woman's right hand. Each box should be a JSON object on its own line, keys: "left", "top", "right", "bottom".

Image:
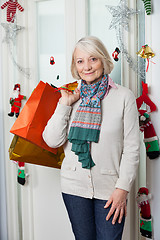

{"left": 59, "top": 88, "right": 80, "bottom": 106}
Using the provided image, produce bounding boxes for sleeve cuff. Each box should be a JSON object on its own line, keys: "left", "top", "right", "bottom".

{"left": 115, "top": 178, "right": 132, "bottom": 192}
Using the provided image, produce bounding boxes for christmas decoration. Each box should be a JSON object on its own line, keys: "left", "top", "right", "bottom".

{"left": 136, "top": 187, "right": 152, "bottom": 239}
{"left": 106, "top": 0, "right": 139, "bottom": 31}
{"left": 106, "top": 0, "right": 145, "bottom": 80}
{"left": 142, "top": 0, "right": 152, "bottom": 15}
{"left": 137, "top": 44, "right": 155, "bottom": 72}
{"left": 8, "top": 84, "right": 26, "bottom": 118}
{"left": 1, "top": 22, "right": 24, "bottom": 45}
{"left": 50, "top": 56, "right": 55, "bottom": 65}
{"left": 1, "top": 0, "right": 24, "bottom": 23}
{"left": 17, "top": 161, "right": 25, "bottom": 185}
{"left": 112, "top": 47, "right": 121, "bottom": 61}
{"left": 136, "top": 82, "right": 159, "bottom": 159}
{"left": 1, "top": 21, "right": 31, "bottom": 78}
{"left": 137, "top": 82, "right": 156, "bottom": 113}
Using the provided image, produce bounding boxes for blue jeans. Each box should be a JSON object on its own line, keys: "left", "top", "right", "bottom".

{"left": 62, "top": 193, "right": 125, "bottom": 240}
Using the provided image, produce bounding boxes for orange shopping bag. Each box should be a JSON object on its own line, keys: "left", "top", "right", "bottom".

{"left": 10, "top": 81, "right": 61, "bottom": 154}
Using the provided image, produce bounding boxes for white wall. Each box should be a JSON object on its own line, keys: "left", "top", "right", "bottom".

{"left": 145, "top": 0, "right": 160, "bottom": 239}
{"left": 0, "top": 22, "right": 8, "bottom": 240}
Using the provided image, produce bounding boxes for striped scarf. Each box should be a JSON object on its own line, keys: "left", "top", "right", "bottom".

{"left": 68, "top": 75, "right": 108, "bottom": 169}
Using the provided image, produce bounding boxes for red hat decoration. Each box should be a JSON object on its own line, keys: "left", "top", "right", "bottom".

{"left": 50, "top": 56, "right": 55, "bottom": 65}
{"left": 112, "top": 47, "right": 121, "bottom": 61}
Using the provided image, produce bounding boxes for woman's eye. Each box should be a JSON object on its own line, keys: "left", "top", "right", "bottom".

{"left": 77, "top": 60, "right": 83, "bottom": 64}
{"left": 90, "top": 57, "right": 97, "bottom": 62}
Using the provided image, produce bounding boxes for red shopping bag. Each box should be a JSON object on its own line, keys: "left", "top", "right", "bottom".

{"left": 10, "top": 81, "right": 61, "bottom": 154}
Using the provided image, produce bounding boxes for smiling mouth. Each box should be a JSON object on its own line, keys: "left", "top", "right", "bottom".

{"left": 84, "top": 72, "right": 94, "bottom": 75}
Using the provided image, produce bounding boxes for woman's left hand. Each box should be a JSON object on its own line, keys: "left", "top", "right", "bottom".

{"left": 104, "top": 188, "right": 128, "bottom": 225}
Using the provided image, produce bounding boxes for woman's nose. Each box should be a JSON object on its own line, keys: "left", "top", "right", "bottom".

{"left": 83, "top": 61, "right": 92, "bottom": 71}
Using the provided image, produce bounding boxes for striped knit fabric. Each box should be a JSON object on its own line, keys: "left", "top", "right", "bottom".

{"left": 68, "top": 75, "right": 108, "bottom": 169}
{"left": 140, "top": 217, "right": 152, "bottom": 238}
{"left": 1, "top": 0, "right": 24, "bottom": 22}
{"left": 142, "top": 0, "right": 152, "bottom": 15}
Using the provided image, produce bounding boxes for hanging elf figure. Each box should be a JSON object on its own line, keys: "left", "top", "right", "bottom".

{"left": 8, "top": 84, "right": 26, "bottom": 118}
{"left": 1, "top": 0, "right": 24, "bottom": 23}
{"left": 17, "top": 161, "right": 25, "bottom": 185}
{"left": 136, "top": 81, "right": 159, "bottom": 159}
{"left": 142, "top": 0, "right": 152, "bottom": 15}
{"left": 136, "top": 187, "right": 152, "bottom": 239}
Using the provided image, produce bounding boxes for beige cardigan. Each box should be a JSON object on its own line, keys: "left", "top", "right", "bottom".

{"left": 43, "top": 83, "right": 140, "bottom": 200}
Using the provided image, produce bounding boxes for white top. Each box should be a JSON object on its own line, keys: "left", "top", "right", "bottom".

{"left": 43, "top": 82, "right": 140, "bottom": 200}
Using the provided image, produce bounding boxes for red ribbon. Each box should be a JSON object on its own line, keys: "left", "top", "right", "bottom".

{"left": 146, "top": 59, "right": 156, "bottom": 72}
{"left": 141, "top": 45, "right": 156, "bottom": 72}
{"left": 146, "top": 58, "right": 149, "bottom": 72}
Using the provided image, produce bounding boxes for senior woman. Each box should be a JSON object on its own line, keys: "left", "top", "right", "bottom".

{"left": 43, "top": 36, "right": 140, "bottom": 240}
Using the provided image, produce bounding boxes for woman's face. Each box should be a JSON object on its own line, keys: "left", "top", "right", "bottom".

{"left": 74, "top": 47, "right": 104, "bottom": 85}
